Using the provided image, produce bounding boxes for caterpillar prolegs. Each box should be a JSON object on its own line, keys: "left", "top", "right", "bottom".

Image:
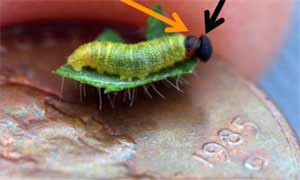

{"left": 67, "top": 34, "right": 213, "bottom": 80}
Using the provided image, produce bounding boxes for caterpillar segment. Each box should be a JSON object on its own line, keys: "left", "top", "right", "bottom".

{"left": 67, "top": 34, "right": 212, "bottom": 81}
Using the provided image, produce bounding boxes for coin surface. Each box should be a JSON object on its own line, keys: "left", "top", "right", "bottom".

{"left": 0, "top": 23, "right": 299, "bottom": 179}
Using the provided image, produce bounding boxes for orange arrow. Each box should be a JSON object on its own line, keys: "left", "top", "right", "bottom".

{"left": 120, "top": 0, "right": 188, "bottom": 33}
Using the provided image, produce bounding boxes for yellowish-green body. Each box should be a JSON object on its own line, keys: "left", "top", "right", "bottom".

{"left": 67, "top": 34, "right": 186, "bottom": 80}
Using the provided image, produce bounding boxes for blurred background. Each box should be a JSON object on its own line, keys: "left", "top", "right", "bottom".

{"left": 258, "top": 0, "right": 299, "bottom": 135}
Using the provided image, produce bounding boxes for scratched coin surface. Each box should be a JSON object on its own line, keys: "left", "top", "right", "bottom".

{"left": 0, "top": 23, "right": 299, "bottom": 179}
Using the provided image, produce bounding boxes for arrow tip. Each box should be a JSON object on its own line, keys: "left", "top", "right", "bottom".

{"left": 165, "top": 13, "right": 188, "bottom": 33}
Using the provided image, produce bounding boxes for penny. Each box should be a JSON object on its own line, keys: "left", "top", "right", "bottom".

{"left": 0, "top": 22, "right": 299, "bottom": 179}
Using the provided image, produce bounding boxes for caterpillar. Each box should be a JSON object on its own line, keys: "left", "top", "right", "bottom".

{"left": 67, "top": 34, "right": 212, "bottom": 80}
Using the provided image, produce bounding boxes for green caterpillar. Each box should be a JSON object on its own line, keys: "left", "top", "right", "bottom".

{"left": 67, "top": 34, "right": 212, "bottom": 80}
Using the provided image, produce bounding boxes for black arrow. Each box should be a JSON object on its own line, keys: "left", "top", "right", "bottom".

{"left": 205, "top": 0, "right": 226, "bottom": 33}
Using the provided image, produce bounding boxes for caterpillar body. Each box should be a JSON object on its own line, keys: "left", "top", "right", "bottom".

{"left": 68, "top": 34, "right": 212, "bottom": 80}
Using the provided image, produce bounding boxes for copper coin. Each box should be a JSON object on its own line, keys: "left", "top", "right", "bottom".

{"left": 0, "top": 23, "right": 299, "bottom": 179}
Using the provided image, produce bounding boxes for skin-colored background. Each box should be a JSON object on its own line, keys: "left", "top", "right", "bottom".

{"left": 0, "top": 0, "right": 293, "bottom": 80}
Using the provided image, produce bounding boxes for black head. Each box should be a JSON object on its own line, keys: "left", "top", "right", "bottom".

{"left": 185, "top": 35, "right": 213, "bottom": 63}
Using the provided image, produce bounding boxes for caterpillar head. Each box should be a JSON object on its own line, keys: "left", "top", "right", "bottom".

{"left": 185, "top": 35, "right": 213, "bottom": 63}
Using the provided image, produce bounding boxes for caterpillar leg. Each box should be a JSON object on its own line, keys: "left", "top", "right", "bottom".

{"left": 193, "top": 70, "right": 201, "bottom": 78}
{"left": 127, "top": 89, "right": 132, "bottom": 101}
{"left": 120, "top": 76, "right": 132, "bottom": 81}
{"left": 165, "top": 78, "right": 184, "bottom": 93}
{"left": 107, "top": 94, "right": 115, "bottom": 109}
{"left": 179, "top": 77, "right": 190, "bottom": 85}
{"left": 60, "top": 77, "right": 65, "bottom": 101}
{"left": 130, "top": 88, "right": 136, "bottom": 107}
{"left": 112, "top": 93, "right": 118, "bottom": 107}
{"left": 143, "top": 86, "right": 152, "bottom": 99}
{"left": 79, "top": 83, "right": 83, "bottom": 103}
{"left": 161, "top": 80, "right": 172, "bottom": 88}
{"left": 96, "top": 67, "right": 105, "bottom": 74}
{"left": 82, "top": 84, "right": 87, "bottom": 98}
{"left": 119, "top": 73, "right": 149, "bottom": 81}
{"left": 97, "top": 88, "right": 102, "bottom": 110}
{"left": 122, "top": 90, "right": 128, "bottom": 102}
{"left": 137, "top": 73, "right": 149, "bottom": 80}
{"left": 150, "top": 84, "right": 165, "bottom": 99}
{"left": 176, "top": 76, "right": 180, "bottom": 88}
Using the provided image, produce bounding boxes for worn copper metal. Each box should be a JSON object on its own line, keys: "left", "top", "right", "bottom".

{"left": 0, "top": 23, "right": 299, "bottom": 179}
